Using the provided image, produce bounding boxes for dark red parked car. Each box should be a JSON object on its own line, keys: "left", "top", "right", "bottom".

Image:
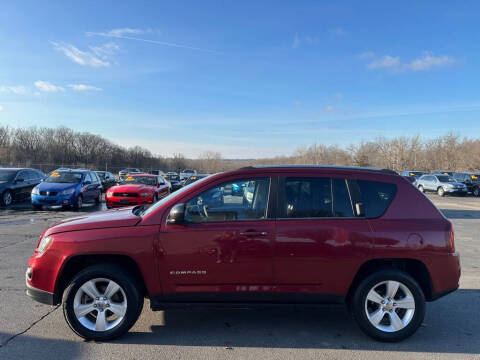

{"left": 26, "top": 166, "right": 460, "bottom": 342}
{"left": 105, "top": 174, "right": 169, "bottom": 208}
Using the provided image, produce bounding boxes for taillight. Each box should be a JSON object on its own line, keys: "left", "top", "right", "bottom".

{"left": 448, "top": 223, "right": 455, "bottom": 252}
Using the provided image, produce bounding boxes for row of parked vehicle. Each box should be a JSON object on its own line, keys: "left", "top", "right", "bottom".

{"left": 0, "top": 167, "right": 204, "bottom": 209}
{"left": 401, "top": 170, "right": 480, "bottom": 196}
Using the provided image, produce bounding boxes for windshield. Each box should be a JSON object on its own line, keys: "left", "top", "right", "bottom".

{"left": 437, "top": 175, "right": 455, "bottom": 183}
{"left": 0, "top": 170, "right": 17, "bottom": 182}
{"left": 166, "top": 174, "right": 180, "bottom": 181}
{"left": 409, "top": 171, "right": 423, "bottom": 176}
{"left": 141, "top": 175, "right": 211, "bottom": 217}
{"left": 182, "top": 169, "right": 194, "bottom": 174}
{"left": 45, "top": 171, "right": 83, "bottom": 183}
{"left": 123, "top": 176, "right": 156, "bottom": 186}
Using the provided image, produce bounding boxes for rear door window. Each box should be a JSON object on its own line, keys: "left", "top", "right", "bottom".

{"left": 280, "top": 177, "right": 333, "bottom": 218}
{"left": 332, "top": 178, "right": 354, "bottom": 217}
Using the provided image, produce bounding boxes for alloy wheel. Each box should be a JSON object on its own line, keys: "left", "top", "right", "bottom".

{"left": 364, "top": 280, "right": 415, "bottom": 333}
{"left": 73, "top": 278, "right": 127, "bottom": 332}
{"left": 3, "top": 191, "right": 12, "bottom": 206}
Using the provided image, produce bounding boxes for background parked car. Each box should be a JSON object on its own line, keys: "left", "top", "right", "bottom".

{"left": 31, "top": 169, "right": 102, "bottom": 210}
{"left": 432, "top": 170, "right": 454, "bottom": 176}
{"left": 105, "top": 173, "right": 169, "bottom": 208}
{"left": 149, "top": 169, "right": 166, "bottom": 177}
{"left": 118, "top": 168, "right": 141, "bottom": 180}
{"left": 416, "top": 174, "right": 467, "bottom": 196}
{"left": 453, "top": 172, "right": 480, "bottom": 196}
{"left": 401, "top": 170, "right": 424, "bottom": 178}
{"left": 184, "top": 174, "right": 208, "bottom": 186}
{"left": 180, "top": 169, "right": 197, "bottom": 180}
{"left": 95, "top": 171, "right": 117, "bottom": 191}
{"left": 165, "top": 173, "right": 183, "bottom": 191}
{"left": 0, "top": 168, "right": 45, "bottom": 206}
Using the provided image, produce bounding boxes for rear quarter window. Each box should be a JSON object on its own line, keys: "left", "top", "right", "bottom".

{"left": 348, "top": 179, "right": 397, "bottom": 218}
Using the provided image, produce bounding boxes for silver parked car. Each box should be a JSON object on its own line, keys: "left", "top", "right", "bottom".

{"left": 416, "top": 174, "right": 467, "bottom": 196}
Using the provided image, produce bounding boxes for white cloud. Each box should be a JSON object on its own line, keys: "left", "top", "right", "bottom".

{"left": 325, "top": 105, "right": 334, "bottom": 111}
{"left": 34, "top": 81, "right": 65, "bottom": 92}
{"left": 408, "top": 52, "right": 455, "bottom": 71}
{"left": 90, "top": 42, "right": 120, "bottom": 59}
{"left": 69, "top": 84, "right": 103, "bottom": 91}
{"left": 365, "top": 52, "right": 456, "bottom": 72}
{"left": 51, "top": 41, "right": 113, "bottom": 67}
{"left": 0, "top": 85, "right": 29, "bottom": 95}
{"left": 368, "top": 55, "right": 401, "bottom": 70}
{"left": 292, "top": 33, "right": 320, "bottom": 49}
{"left": 0, "top": 105, "right": 3, "bottom": 112}
{"left": 329, "top": 27, "right": 347, "bottom": 36}
{"left": 86, "top": 28, "right": 148, "bottom": 38}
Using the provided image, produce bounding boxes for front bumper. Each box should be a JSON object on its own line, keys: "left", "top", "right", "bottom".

{"left": 31, "top": 193, "right": 75, "bottom": 206}
{"left": 444, "top": 187, "right": 467, "bottom": 193}
{"left": 26, "top": 282, "right": 56, "bottom": 305}
{"left": 106, "top": 196, "right": 153, "bottom": 208}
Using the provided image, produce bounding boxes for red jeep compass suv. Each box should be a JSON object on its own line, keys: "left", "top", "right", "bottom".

{"left": 26, "top": 166, "right": 460, "bottom": 342}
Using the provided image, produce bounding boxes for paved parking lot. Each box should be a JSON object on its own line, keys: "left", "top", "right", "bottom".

{"left": 0, "top": 194, "right": 479, "bottom": 360}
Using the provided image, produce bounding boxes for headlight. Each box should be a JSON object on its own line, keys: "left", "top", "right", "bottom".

{"left": 140, "top": 192, "right": 150, "bottom": 197}
{"left": 61, "top": 188, "right": 75, "bottom": 195}
{"left": 445, "top": 184, "right": 453, "bottom": 188}
{"left": 32, "top": 187, "right": 39, "bottom": 195}
{"left": 37, "top": 236, "right": 54, "bottom": 254}
{"left": 106, "top": 191, "right": 113, "bottom": 197}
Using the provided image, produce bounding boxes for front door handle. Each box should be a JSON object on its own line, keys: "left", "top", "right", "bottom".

{"left": 239, "top": 231, "right": 267, "bottom": 237}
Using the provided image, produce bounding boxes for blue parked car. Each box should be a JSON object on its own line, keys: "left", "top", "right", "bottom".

{"left": 31, "top": 169, "right": 102, "bottom": 210}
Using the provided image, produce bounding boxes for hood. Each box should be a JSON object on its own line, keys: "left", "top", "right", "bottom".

{"left": 36, "top": 181, "right": 79, "bottom": 192}
{"left": 110, "top": 183, "right": 153, "bottom": 193}
{"left": 45, "top": 207, "right": 141, "bottom": 236}
{"left": 443, "top": 181, "right": 465, "bottom": 186}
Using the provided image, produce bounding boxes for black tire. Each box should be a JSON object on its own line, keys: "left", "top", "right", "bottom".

{"left": 473, "top": 187, "right": 480, "bottom": 197}
{"left": 351, "top": 269, "right": 426, "bottom": 342}
{"left": 153, "top": 194, "right": 158, "bottom": 203}
{"left": 418, "top": 185, "right": 424, "bottom": 193}
{"left": 437, "top": 187, "right": 445, "bottom": 197}
{"left": 1, "top": 190, "right": 13, "bottom": 206}
{"left": 73, "top": 195, "right": 83, "bottom": 210}
{"left": 62, "top": 264, "right": 144, "bottom": 341}
{"left": 95, "top": 193, "right": 101, "bottom": 205}
{"left": 32, "top": 204, "right": 42, "bottom": 210}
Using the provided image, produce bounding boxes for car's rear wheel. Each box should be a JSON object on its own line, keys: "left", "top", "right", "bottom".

{"left": 62, "top": 264, "right": 143, "bottom": 341}
{"left": 437, "top": 187, "right": 445, "bottom": 197}
{"left": 473, "top": 187, "right": 480, "bottom": 197}
{"left": 418, "top": 185, "right": 424, "bottom": 193}
{"left": 95, "top": 193, "right": 101, "bottom": 205}
{"left": 1, "top": 190, "right": 13, "bottom": 206}
{"left": 352, "top": 269, "right": 425, "bottom": 342}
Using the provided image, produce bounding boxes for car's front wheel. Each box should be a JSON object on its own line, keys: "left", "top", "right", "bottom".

{"left": 418, "top": 185, "right": 424, "bottom": 193}
{"left": 62, "top": 264, "right": 144, "bottom": 341}
{"left": 352, "top": 270, "right": 425, "bottom": 342}
{"left": 473, "top": 187, "right": 480, "bottom": 197}
{"left": 437, "top": 187, "right": 445, "bottom": 197}
{"left": 1, "top": 190, "right": 13, "bottom": 206}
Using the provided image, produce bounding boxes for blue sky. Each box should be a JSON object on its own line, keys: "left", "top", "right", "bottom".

{"left": 1, "top": 1, "right": 480, "bottom": 158}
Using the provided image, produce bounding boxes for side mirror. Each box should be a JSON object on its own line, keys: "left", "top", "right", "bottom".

{"left": 354, "top": 202, "right": 365, "bottom": 217}
{"left": 167, "top": 203, "right": 185, "bottom": 225}
{"left": 15, "top": 178, "right": 24, "bottom": 183}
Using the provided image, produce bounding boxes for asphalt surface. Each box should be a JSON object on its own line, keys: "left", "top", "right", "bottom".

{"left": 0, "top": 194, "right": 479, "bottom": 360}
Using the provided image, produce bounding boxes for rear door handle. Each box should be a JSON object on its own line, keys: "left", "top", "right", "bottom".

{"left": 239, "top": 231, "right": 267, "bottom": 237}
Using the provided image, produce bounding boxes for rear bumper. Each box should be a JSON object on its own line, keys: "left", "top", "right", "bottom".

{"left": 26, "top": 282, "right": 56, "bottom": 305}
{"left": 428, "top": 252, "right": 461, "bottom": 300}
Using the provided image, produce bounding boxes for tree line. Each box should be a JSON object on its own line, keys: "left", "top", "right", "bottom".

{"left": 0, "top": 125, "right": 478, "bottom": 174}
